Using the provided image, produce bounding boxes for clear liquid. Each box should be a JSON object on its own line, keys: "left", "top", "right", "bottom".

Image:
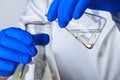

{"left": 68, "top": 29, "right": 101, "bottom": 49}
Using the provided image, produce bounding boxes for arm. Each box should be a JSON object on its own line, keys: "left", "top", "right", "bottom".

{"left": 0, "top": 0, "right": 50, "bottom": 79}
{"left": 0, "top": 77, "right": 8, "bottom": 80}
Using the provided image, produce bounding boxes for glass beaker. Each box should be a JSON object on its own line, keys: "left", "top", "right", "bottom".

{"left": 65, "top": 12, "right": 107, "bottom": 49}
{"left": 19, "top": 21, "right": 60, "bottom": 80}
{"left": 25, "top": 21, "right": 50, "bottom": 80}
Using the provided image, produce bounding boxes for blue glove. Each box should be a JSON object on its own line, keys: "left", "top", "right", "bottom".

{"left": 0, "top": 27, "right": 49, "bottom": 77}
{"left": 47, "top": 0, "right": 120, "bottom": 28}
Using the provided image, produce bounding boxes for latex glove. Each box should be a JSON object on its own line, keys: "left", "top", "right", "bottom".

{"left": 0, "top": 27, "right": 49, "bottom": 77}
{"left": 47, "top": 0, "right": 120, "bottom": 28}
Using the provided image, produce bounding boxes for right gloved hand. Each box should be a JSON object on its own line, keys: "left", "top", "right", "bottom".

{"left": 47, "top": 0, "right": 120, "bottom": 28}
{"left": 0, "top": 27, "right": 49, "bottom": 77}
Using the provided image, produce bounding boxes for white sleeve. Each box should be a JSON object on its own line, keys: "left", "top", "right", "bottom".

{"left": 18, "top": 0, "right": 52, "bottom": 29}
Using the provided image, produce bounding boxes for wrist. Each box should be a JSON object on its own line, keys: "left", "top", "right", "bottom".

{"left": 0, "top": 77, "right": 8, "bottom": 80}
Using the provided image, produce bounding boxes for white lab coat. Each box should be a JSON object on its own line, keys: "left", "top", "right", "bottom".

{"left": 8, "top": 0, "right": 120, "bottom": 80}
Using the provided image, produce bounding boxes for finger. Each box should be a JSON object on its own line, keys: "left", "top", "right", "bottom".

{"left": 3, "top": 27, "right": 33, "bottom": 45}
{"left": 32, "top": 33, "right": 50, "bottom": 46}
{"left": 0, "top": 34, "right": 37, "bottom": 57}
{"left": 0, "top": 46, "right": 31, "bottom": 64}
{"left": 73, "top": 0, "right": 90, "bottom": 19}
{"left": 58, "top": 0, "right": 68, "bottom": 28}
{"left": 0, "top": 59, "right": 18, "bottom": 72}
{"left": 47, "top": 0, "right": 58, "bottom": 22}
{"left": 64, "top": 0, "right": 79, "bottom": 21}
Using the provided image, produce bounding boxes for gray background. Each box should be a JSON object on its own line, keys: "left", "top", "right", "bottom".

{"left": 0, "top": 0, "right": 28, "bottom": 29}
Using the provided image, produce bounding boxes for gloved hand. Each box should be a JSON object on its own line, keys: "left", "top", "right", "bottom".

{"left": 0, "top": 27, "right": 49, "bottom": 77}
{"left": 47, "top": 0, "right": 120, "bottom": 28}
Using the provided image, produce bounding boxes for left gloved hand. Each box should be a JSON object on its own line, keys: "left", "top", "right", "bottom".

{"left": 0, "top": 27, "right": 49, "bottom": 78}
{"left": 47, "top": 0, "right": 120, "bottom": 28}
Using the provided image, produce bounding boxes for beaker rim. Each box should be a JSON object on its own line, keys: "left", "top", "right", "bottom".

{"left": 24, "top": 21, "right": 51, "bottom": 27}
